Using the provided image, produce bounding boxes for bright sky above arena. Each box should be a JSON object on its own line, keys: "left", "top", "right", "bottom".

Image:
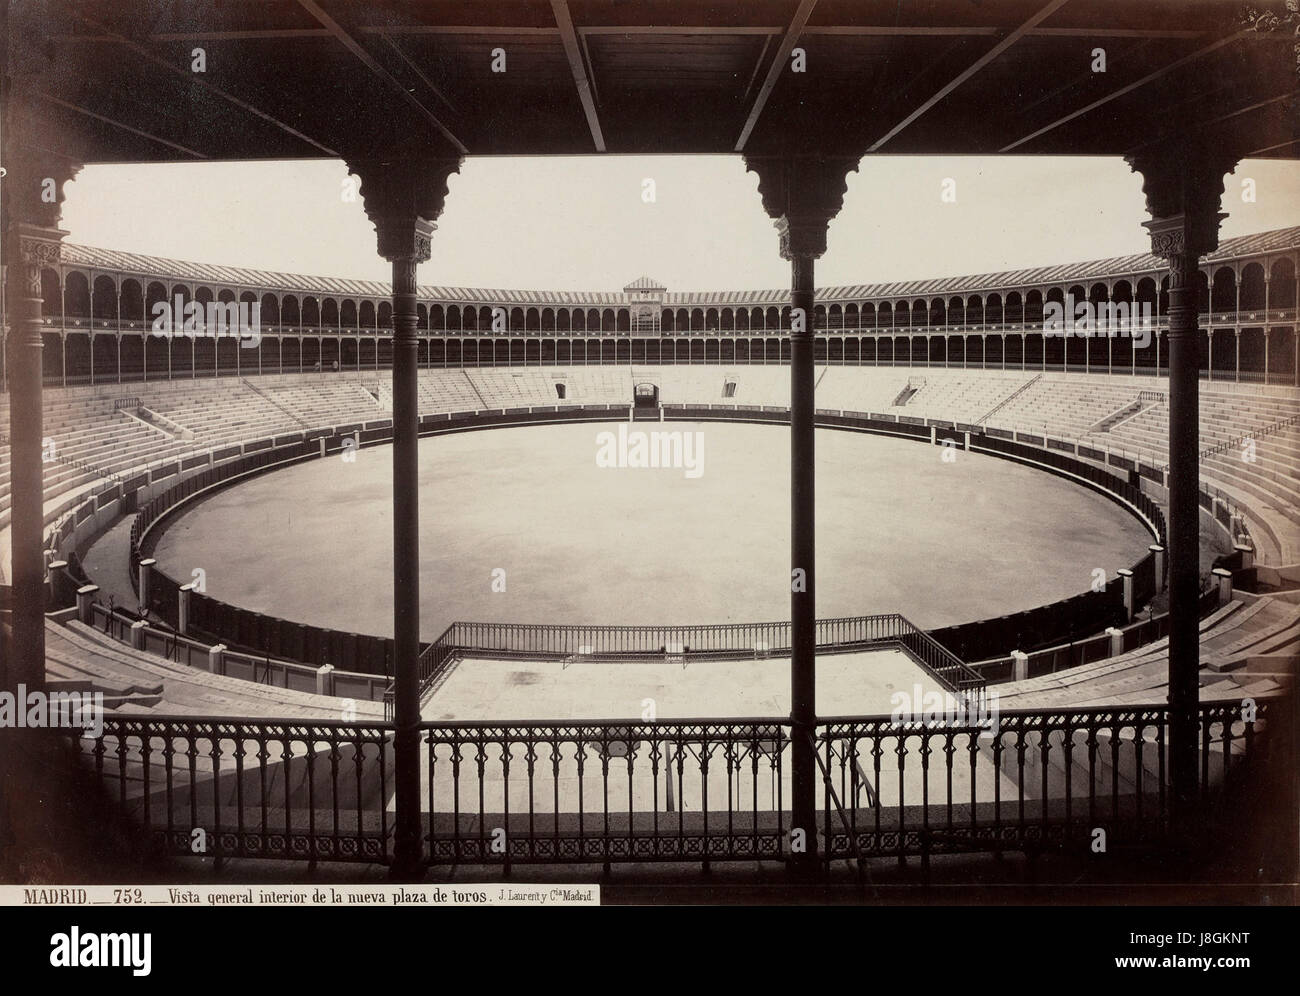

{"left": 61, "top": 156, "right": 1300, "bottom": 292}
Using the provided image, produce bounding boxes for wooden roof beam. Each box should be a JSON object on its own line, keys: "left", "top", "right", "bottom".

{"left": 71, "top": 13, "right": 340, "bottom": 157}
{"left": 868, "top": 0, "right": 1072, "bottom": 152}
{"left": 734, "top": 0, "right": 819, "bottom": 152}
{"left": 551, "top": 0, "right": 605, "bottom": 152}
{"left": 1001, "top": 30, "right": 1250, "bottom": 152}
{"left": 295, "top": 0, "right": 467, "bottom": 155}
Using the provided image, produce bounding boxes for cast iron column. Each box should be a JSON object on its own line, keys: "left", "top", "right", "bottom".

{"left": 352, "top": 157, "right": 461, "bottom": 880}
{"left": 1128, "top": 146, "right": 1237, "bottom": 824}
{"left": 746, "top": 155, "right": 857, "bottom": 872}
{"left": 1, "top": 148, "right": 79, "bottom": 692}
{"left": 788, "top": 242, "right": 817, "bottom": 866}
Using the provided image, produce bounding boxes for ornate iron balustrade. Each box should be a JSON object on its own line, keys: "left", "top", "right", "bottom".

{"left": 816, "top": 700, "right": 1271, "bottom": 867}
{"left": 69, "top": 717, "right": 393, "bottom": 864}
{"left": 419, "top": 718, "right": 791, "bottom": 868}
{"left": 58, "top": 698, "right": 1279, "bottom": 871}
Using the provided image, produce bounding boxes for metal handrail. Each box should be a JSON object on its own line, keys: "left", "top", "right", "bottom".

{"left": 807, "top": 729, "right": 868, "bottom": 884}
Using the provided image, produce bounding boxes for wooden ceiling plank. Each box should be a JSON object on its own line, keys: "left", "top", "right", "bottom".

{"left": 378, "top": 32, "right": 460, "bottom": 118}
{"left": 74, "top": 13, "right": 340, "bottom": 157}
{"left": 1000, "top": 30, "right": 1250, "bottom": 152}
{"left": 869, "top": 0, "right": 1073, "bottom": 152}
{"left": 37, "top": 92, "right": 209, "bottom": 159}
{"left": 296, "top": 0, "right": 468, "bottom": 154}
{"left": 734, "top": 0, "right": 819, "bottom": 152}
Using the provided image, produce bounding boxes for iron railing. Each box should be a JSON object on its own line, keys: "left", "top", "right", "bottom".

{"left": 420, "top": 614, "right": 984, "bottom": 702}
{"left": 72, "top": 717, "right": 393, "bottom": 864}
{"left": 59, "top": 698, "right": 1280, "bottom": 869}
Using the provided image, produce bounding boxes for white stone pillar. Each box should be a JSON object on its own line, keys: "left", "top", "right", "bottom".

{"left": 178, "top": 582, "right": 194, "bottom": 635}
{"left": 208, "top": 643, "right": 226, "bottom": 675}
{"left": 138, "top": 557, "right": 156, "bottom": 608}
{"left": 76, "top": 584, "right": 99, "bottom": 624}
{"left": 316, "top": 663, "right": 335, "bottom": 697}
{"left": 1150, "top": 543, "right": 1166, "bottom": 591}
{"left": 1213, "top": 566, "right": 1233, "bottom": 604}
{"left": 1117, "top": 567, "right": 1135, "bottom": 621}
{"left": 1106, "top": 626, "right": 1124, "bottom": 657}
{"left": 1011, "top": 650, "right": 1029, "bottom": 682}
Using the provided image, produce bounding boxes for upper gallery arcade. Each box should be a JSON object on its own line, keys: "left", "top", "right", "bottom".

{"left": 8, "top": 226, "right": 1298, "bottom": 387}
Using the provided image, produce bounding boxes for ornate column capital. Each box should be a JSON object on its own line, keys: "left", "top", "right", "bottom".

{"left": 1140, "top": 213, "right": 1227, "bottom": 278}
{"left": 346, "top": 156, "right": 463, "bottom": 264}
{"left": 1126, "top": 143, "right": 1239, "bottom": 263}
{"left": 3, "top": 145, "right": 78, "bottom": 331}
{"left": 2, "top": 152, "right": 82, "bottom": 238}
{"left": 13, "top": 222, "right": 70, "bottom": 297}
{"left": 743, "top": 155, "right": 859, "bottom": 260}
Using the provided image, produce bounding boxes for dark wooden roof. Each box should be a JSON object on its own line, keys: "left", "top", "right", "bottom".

{"left": 11, "top": 1, "right": 1298, "bottom": 164}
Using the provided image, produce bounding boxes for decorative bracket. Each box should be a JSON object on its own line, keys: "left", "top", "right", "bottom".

{"left": 743, "top": 155, "right": 860, "bottom": 260}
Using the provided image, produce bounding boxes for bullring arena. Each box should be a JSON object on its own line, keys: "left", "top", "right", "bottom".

{"left": 2, "top": 230, "right": 1297, "bottom": 877}
{"left": 1, "top": 0, "right": 1297, "bottom": 901}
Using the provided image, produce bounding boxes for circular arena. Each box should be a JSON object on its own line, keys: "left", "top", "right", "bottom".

{"left": 148, "top": 420, "right": 1153, "bottom": 639}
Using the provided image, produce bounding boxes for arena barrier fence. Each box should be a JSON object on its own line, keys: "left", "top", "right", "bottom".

{"left": 110, "top": 403, "right": 1245, "bottom": 693}
{"left": 52, "top": 696, "right": 1285, "bottom": 870}
{"left": 85, "top": 603, "right": 391, "bottom": 704}
{"left": 966, "top": 584, "right": 1224, "bottom": 683}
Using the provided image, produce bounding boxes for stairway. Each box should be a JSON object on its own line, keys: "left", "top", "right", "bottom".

{"left": 979, "top": 372, "right": 1042, "bottom": 424}
{"left": 1088, "top": 398, "right": 1149, "bottom": 434}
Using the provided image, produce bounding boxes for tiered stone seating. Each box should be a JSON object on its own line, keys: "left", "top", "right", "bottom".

{"left": 149, "top": 382, "right": 300, "bottom": 446}
{"left": 270, "top": 380, "right": 380, "bottom": 427}
{"left": 553, "top": 366, "right": 631, "bottom": 405}
{"left": 0, "top": 399, "right": 186, "bottom": 533}
{"left": 466, "top": 368, "right": 564, "bottom": 407}
{"left": 1093, "top": 389, "right": 1300, "bottom": 561}
{"left": 644, "top": 367, "right": 761, "bottom": 405}
{"left": 892, "top": 371, "right": 1034, "bottom": 424}
{"left": 811, "top": 367, "right": 905, "bottom": 412}
{"left": 986, "top": 374, "right": 1143, "bottom": 438}
{"left": 417, "top": 370, "right": 483, "bottom": 411}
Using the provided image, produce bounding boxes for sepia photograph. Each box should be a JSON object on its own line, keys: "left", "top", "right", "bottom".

{"left": 0, "top": 0, "right": 1297, "bottom": 963}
